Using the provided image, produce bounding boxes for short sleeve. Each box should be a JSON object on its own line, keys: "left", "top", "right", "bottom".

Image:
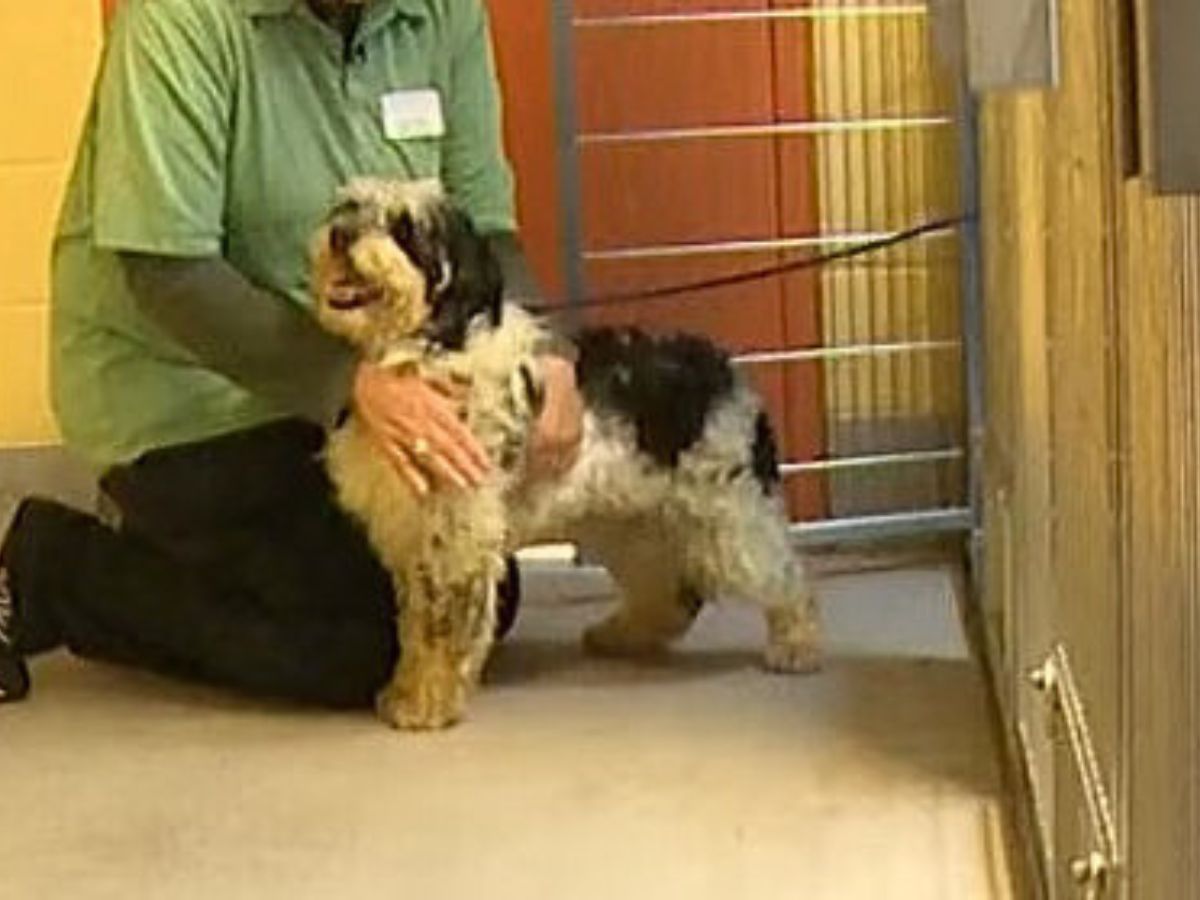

{"left": 440, "top": 0, "right": 517, "bottom": 235}
{"left": 92, "top": 0, "right": 233, "bottom": 256}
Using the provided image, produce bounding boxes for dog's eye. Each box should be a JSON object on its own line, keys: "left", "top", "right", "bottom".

{"left": 328, "top": 224, "right": 354, "bottom": 255}
{"left": 389, "top": 211, "right": 417, "bottom": 253}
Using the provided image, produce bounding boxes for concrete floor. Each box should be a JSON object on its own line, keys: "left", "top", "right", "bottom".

{"left": 0, "top": 563, "right": 1014, "bottom": 900}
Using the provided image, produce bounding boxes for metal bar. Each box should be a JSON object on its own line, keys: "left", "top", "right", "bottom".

{"left": 521, "top": 509, "right": 973, "bottom": 558}
{"left": 575, "top": 8, "right": 929, "bottom": 29}
{"left": 1050, "top": 646, "right": 1122, "bottom": 865}
{"left": 955, "top": 86, "right": 986, "bottom": 576}
{"left": 578, "top": 116, "right": 954, "bottom": 146}
{"left": 551, "top": 0, "right": 586, "bottom": 314}
{"left": 789, "top": 507, "right": 974, "bottom": 545}
{"left": 733, "top": 339, "right": 960, "bottom": 366}
{"left": 780, "top": 447, "right": 964, "bottom": 475}
{"left": 583, "top": 226, "right": 958, "bottom": 262}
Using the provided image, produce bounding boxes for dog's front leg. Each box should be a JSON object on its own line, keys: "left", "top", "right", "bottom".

{"left": 376, "top": 557, "right": 501, "bottom": 732}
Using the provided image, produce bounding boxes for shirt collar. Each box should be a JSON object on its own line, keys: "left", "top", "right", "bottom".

{"left": 235, "top": 0, "right": 426, "bottom": 23}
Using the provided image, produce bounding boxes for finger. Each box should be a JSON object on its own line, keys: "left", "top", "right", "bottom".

{"left": 424, "top": 389, "right": 472, "bottom": 430}
{"left": 426, "top": 376, "right": 470, "bottom": 404}
{"left": 421, "top": 451, "right": 471, "bottom": 492}
{"left": 426, "top": 410, "right": 492, "bottom": 475}
{"left": 355, "top": 412, "right": 431, "bottom": 496}
{"left": 425, "top": 422, "right": 490, "bottom": 487}
{"left": 373, "top": 415, "right": 482, "bottom": 488}
{"left": 390, "top": 445, "right": 431, "bottom": 497}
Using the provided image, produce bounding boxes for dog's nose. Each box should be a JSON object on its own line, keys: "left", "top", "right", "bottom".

{"left": 328, "top": 224, "right": 355, "bottom": 255}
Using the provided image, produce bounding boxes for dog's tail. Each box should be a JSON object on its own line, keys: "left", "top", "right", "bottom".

{"left": 751, "top": 411, "right": 782, "bottom": 495}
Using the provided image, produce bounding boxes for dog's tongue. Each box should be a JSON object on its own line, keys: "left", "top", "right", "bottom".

{"left": 327, "top": 282, "right": 383, "bottom": 310}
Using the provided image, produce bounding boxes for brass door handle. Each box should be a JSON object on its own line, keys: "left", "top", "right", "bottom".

{"left": 1027, "top": 657, "right": 1058, "bottom": 694}
{"left": 1069, "top": 851, "right": 1111, "bottom": 894}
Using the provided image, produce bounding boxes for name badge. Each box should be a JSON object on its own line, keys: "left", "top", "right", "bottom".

{"left": 381, "top": 89, "right": 445, "bottom": 141}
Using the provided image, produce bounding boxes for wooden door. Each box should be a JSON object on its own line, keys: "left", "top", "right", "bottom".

{"left": 979, "top": 88, "right": 1058, "bottom": 870}
{"left": 981, "top": 0, "right": 1200, "bottom": 896}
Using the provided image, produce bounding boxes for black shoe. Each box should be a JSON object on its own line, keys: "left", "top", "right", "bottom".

{"left": 494, "top": 555, "right": 521, "bottom": 640}
{"left": 0, "top": 566, "right": 31, "bottom": 703}
{"left": 0, "top": 497, "right": 57, "bottom": 704}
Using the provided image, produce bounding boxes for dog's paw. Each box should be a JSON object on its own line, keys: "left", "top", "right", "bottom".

{"left": 375, "top": 677, "right": 467, "bottom": 731}
{"left": 762, "top": 640, "right": 822, "bottom": 675}
{"left": 764, "top": 601, "right": 822, "bottom": 674}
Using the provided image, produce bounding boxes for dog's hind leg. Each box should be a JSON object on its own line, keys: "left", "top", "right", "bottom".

{"left": 580, "top": 526, "right": 703, "bottom": 657}
{"left": 761, "top": 580, "right": 822, "bottom": 674}
{"left": 680, "top": 490, "right": 822, "bottom": 675}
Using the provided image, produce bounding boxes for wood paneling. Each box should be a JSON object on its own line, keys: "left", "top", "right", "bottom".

{"left": 979, "top": 89, "right": 1057, "bottom": 870}
{"left": 980, "top": 0, "right": 1200, "bottom": 894}
{"left": 1041, "top": 0, "right": 1123, "bottom": 800}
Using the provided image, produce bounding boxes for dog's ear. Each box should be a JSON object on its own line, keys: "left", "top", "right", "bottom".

{"left": 445, "top": 207, "right": 503, "bottom": 321}
{"left": 389, "top": 209, "right": 418, "bottom": 255}
{"left": 423, "top": 207, "right": 505, "bottom": 349}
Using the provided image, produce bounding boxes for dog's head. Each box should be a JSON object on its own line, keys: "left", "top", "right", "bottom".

{"left": 310, "top": 178, "right": 504, "bottom": 355}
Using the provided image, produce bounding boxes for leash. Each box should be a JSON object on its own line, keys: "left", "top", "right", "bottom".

{"left": 537, "top": 215, "right": 971, "bottom": 315}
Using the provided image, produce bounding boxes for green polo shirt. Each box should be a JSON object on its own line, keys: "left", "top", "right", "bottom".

{"left": 51, "top": 0, "right": 516, "bottom": 468}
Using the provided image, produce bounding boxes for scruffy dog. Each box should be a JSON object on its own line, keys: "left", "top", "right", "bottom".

{"left": 312, "top": 178, "right": 821, "bottom": 730}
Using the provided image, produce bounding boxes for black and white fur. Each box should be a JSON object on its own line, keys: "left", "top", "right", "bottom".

{"left": 312, "top": 178, "right": 821, "bottom": 730}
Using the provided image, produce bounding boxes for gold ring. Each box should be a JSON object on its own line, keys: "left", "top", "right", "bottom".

{"left": 410, "top": 437, "right": 432, "bottom": 460}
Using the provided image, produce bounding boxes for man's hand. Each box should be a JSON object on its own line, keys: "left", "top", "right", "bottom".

{"left": 352, "top": 363, "right": 491, "bottom": 496}
{"left": 528, "top": 355, "right": 584, "bottom": 478}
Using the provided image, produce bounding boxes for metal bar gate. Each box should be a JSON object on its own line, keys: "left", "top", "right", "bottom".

{"left": 550, "top": 0, "right": 982, "bottom": 549}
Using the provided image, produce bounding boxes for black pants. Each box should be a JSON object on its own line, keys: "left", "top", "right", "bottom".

{"left": 17, "top": 420, "right": 399, "bottom": 707}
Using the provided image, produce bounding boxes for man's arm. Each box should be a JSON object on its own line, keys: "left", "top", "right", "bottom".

{"left": 93, "top": 4, "right": 358, "bottom": 422}
{"left": 120, "top": 253, "right": 356, "bottom": 425}
{"left": 121, "top": 252, "right": 492, "bottom": 493}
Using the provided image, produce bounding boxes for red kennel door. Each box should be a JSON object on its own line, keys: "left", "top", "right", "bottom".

{"left": 567, "top": 0, "right": 828, "bottom": 520}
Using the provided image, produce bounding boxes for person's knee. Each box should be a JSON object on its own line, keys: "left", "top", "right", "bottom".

{"left": 292, "top": 621, "right": 397, "bottom": 709}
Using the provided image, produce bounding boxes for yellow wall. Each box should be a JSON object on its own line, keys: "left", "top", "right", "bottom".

{"left": 0, "top": 4, "right": 102, "bottom": 446}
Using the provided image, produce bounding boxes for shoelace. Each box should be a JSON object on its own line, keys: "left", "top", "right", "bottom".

{"left": 0, "top": 568, "right": 14, "bottom": 648}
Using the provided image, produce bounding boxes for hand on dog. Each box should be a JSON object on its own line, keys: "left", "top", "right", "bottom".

{"left": 528, "top": 355, "right": 583, "bottom": 478}
{"left": 352, "top": 363, "right": 491, "bottom": 496}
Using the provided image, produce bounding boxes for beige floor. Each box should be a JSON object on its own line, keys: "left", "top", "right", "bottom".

{"left": 0, "top": 564, "right": 1014, "bottom": 900}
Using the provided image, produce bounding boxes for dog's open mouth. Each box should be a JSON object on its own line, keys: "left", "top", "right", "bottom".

{"left": 326, "top": 280, "right": 384, "bottom": 311}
